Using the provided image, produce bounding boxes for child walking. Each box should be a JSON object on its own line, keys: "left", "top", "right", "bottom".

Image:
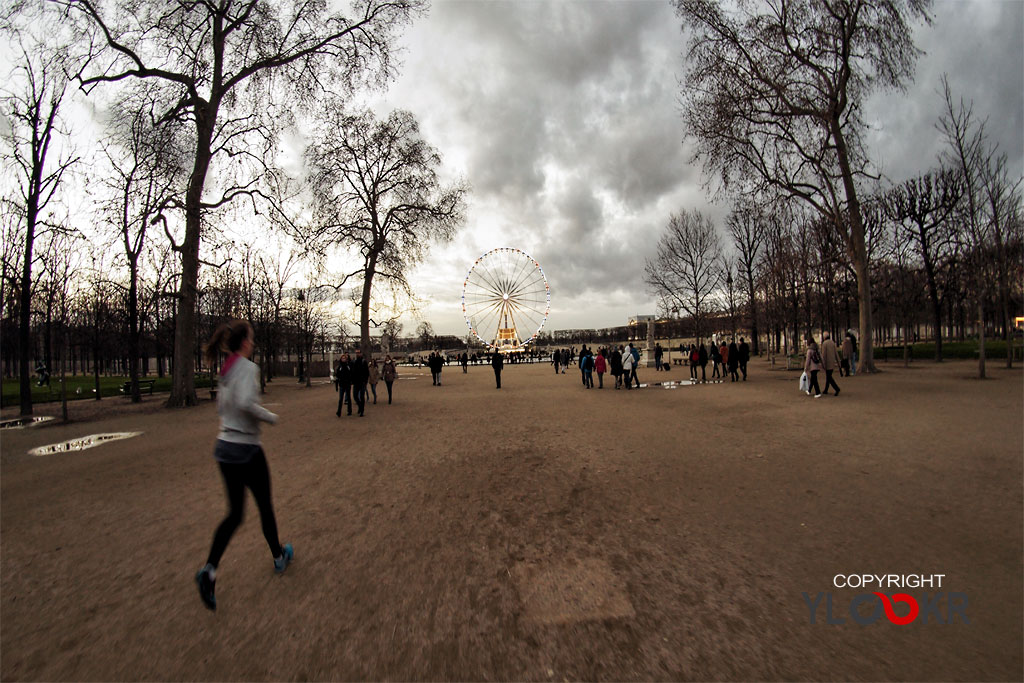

{"left": 195, "top": 320, "right": 293, "bottom": 611}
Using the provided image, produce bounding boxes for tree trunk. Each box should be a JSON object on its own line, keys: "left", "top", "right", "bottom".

{"left": 831, "top": 119, "right": 876, "bottom": 373}
{"left": 167, "top": 111, "right": 216, "bottom": 407}
{"left": 18, "top": 200, "right": 37, "bottom": 416}
{"left": 129, "top": 262, "right": 141, "bottom": 403}
{"left": 359, "top": 257, "right": 378, "bottom": 356}
{"left": 977, "top": 299, "right": 986, "bottom": 378}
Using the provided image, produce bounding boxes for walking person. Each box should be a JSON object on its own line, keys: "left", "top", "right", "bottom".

{"left": 195, "top": 320, "right": 293, "bottom": 611}
{"left": 578, "top": 345, "right": 589, "bottom": 387}
{"left": 719, "top": 341, "right": 729, "bottom": 379}
{"left": 689, "top": 344, "right": 699, "bottom": 381}
{"left": 820, "top": 332, "right": 841, "bottom": 396}
{"left": 849, "top": 332, "right": 858, "bottom": 375}
{"left": 840, "top": 333, "right": 853, "bottom": 377}
{"left": 655, "top": 343, "right": 664, "bottom": 371}
{"left": 461, "top": 352, "right": 468, "bottom": 374}
{"left": 351, "top": 348, "right": 369, "bottom": 417}
{"left": 382, "top": 355, "right": 397, "bottom": 404}
{"left": 738, "top": 337, "right": 750, "bottom": 381}
{"left": 610, "top": 346, "right": 623, "bottom": 389}
{"left": 492, "top": 351, "right": 504, "bottom": 388}
{"left": 621, "top": 344, "right": 635, "bottom": 390}
{"left": 728, "top": 339, "right": 740, "bottom": 382}
{"left": 698, "top": 343, "right": 708, "bottom": 382}
{"left": 629, "top": 343, "right": 641, "bottom": 388}
{"left": 582, "top": 348, "right": 594, "bottom": 388}
{"left": 561, "top": 348, "right": 569, "bottom": 373}
{"left": 335, "top": 354, "right": 352, "bottom": 416}
{"left": 710, "top": 341, "right": 722, "bottom": 378}
{"left": 803, "top": 337, "right": 823, "bottom": 398}
{"left": 595, "top": 349, "right": 607, "bottom": 388}
{"left": 367, "top": 358, "right": 380, "bottom": 404}
{"left": 553, "top": 349, "right": 561, "bottom": 374}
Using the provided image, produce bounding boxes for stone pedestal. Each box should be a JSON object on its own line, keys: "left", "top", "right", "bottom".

{"left": 645, "top": 319, "right": 656, "bottom": 367}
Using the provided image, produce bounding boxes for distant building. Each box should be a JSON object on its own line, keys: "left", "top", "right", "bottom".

{"left": 629, "top": 314, "right": 656, "bottom": 325}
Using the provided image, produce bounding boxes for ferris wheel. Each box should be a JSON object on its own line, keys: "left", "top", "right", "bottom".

{"left": 462, "top": 247, "right": 550, "bottom": 351}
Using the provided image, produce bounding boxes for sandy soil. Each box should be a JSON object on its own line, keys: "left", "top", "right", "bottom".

{"left": 1, "top": 359, "right": 1021, "bottom": 681}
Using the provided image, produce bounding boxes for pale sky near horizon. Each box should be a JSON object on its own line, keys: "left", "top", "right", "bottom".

{"left": 355, "top": 0, "right": 1023, "bottom": 339}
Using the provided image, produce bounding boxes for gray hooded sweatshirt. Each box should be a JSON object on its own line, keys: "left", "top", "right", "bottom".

{"left": 217, "top": 356, "right": 278, "bottom": 450}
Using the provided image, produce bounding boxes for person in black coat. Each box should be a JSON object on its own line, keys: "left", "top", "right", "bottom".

{"left": 491, "top": 350, "right": 504, "bottom": 388}
{"left": 698, "top": 343, "right": 708, "bottom": 382}
{"left": 738, "top": 337, "right": 750, "bottom": 381}
{"left": 728, "top": 339, "right": 740, "bottom": 382}
{"left": 335, "top": 354, "right": 353, "bottom": 416}
{"left": 350, "top": 349, "right": 370, "bottom": 416}
{"left": 610, "top": 348, "right": 623, "bottom": 389}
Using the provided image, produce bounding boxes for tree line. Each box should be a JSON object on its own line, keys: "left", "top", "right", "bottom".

{"left": 644, "top": 0, "right": 1021, "bottom": 375}
{"left": 2, "top": 0, "right": 466, "bottom": 415}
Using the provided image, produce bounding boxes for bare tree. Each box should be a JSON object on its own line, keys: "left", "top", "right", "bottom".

{"left": 416, "top": 321, "right": 434, "bottom": 351}
{"left": 99, "top": 91, "right": 186, "bottom": 401}
{"left": 884, "top": 168, "right": 962, "bottom": 361}
{"left": 65, "top": 0, "right": 423, "bottom": 406}
{"left": 1, "top": 13, "right": 80, "bottom": 415}
{"left": 305, "top": 108, "right": 467, "bottom": 356}
{"left": 644, "top": 209, "right": 723, "bottom": 343}
{"left": 979, "top": 152, "right": 1022, "bottom": 369}
{"left": 726, "top": 202, "right": 767, "bottom": 353}
{"left": 675, "top": 0, "right": 932, "bottom": 374}
{"left": 939, "top": 77, "right": 994, "bottom": 378}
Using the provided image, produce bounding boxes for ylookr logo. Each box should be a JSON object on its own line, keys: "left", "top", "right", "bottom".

{"left": 803, "top": 574, "right": 970, "bottom": 625}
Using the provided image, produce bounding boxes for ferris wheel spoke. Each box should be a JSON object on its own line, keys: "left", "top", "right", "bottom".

{"left": 504, "top": 254, "right": 532, "bottom": 295}
{"left": 470, "top": 256, "right": 506, "bottom": 295}
{"left": 512, "top": 271, "right": 547, "bottom": 295}
{"left": 507, "top": 299, "right": 549, "bottom": 319}
{"left": 468, "top": 271, "right": 504, "bottom": 299}
{"left": 508, "top": 258, "right": 541, "bottom": 296}
{"left": 466, "top": 297, "right": 505, "bottom": 322}
{"left": 471, "top": 304, "right": 504, "bottom": 340}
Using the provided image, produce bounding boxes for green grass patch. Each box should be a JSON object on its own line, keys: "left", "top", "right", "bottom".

{"left": 1, "top": 374, "right": 215, "bottom": 407}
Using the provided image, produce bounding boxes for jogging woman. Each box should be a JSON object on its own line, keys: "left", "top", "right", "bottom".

{"left": 195, "top": 320, "right": 293, "bottom": 611}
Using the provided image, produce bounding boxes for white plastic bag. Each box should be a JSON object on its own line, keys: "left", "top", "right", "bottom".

{"left": 799, "top": 372, "right": 809, "bottom": 393}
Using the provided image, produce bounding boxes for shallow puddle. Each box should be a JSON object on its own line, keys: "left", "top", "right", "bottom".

{"left": 29, "top": 432, "right": 142, "bottom": 457}
{"left": 0, "top": 416, "right": 55, "bottom": 429}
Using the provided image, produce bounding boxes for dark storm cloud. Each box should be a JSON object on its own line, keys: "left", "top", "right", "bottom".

{"left": 867, "top": 0, "right": 1024, "bottom": 183}
{"left": 372, "top": 0, "right": 1023, "bottom": 335}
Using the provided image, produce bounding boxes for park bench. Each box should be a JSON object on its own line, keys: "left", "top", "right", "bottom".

{"left": 121, "top": 379, "right": 156, "bottom": 396}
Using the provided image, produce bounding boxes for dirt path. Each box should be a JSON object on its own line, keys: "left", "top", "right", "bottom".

{"left": 2, "top": 360, "right": 1021, "bottom": 681}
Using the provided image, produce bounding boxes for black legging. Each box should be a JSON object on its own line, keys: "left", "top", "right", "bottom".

{"left": 337, "top": 383, "right": 352, "bottom": 415}
{"left": 385, "top": 380, "right": 394, "bottom": 403}
{"left": 207, "top": 449, "right": 281, "bottom": 568}
{"left": 808, "top": 370, "right": 821, "bottom": 395}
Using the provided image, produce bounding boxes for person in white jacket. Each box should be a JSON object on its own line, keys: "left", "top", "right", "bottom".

{"left": 621, "top": 344, "right": 635, "bottom": 391}
{"left": 195, "top": 320, "right": 293, "bottom": 611}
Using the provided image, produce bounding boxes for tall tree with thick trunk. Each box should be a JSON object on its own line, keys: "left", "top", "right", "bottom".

{"left": 675, "top": 0, "right": 932, "bottom": 374}
{"left": 65, "top": 0, "right": 422, "bottom": 406}
{"left": 304, "top": 108, "right": 466, "bottom": 356}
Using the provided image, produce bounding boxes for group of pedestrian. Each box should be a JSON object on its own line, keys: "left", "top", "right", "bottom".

{"left": 334, "top": 351, "right": 397, "bottom": 415}
{"left": 426, "top": 350, "right": 446, "bottom": 386}
{"left": 803, "top": 332, "right": 842, "bottom": 398}
{"left": 681, "top": 337, "right": 750, "bottom": 382}
{"left": 574, "top": 343, "right": 642, "bottom": 390}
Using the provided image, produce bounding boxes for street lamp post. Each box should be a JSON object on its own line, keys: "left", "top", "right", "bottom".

{"left": 727, "top": 273, "right": 736, "bottom": 340}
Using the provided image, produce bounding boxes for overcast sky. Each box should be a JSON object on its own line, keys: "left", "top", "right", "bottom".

{"left": 349, "top": 0, "right": 1023, "bottom": 339}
